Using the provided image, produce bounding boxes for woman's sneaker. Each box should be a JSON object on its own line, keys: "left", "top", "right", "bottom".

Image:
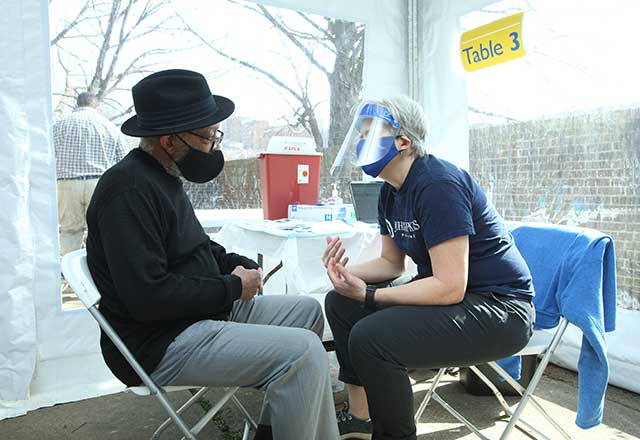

{"left": 336, "top": 401, "right": 372, "bottom": 440}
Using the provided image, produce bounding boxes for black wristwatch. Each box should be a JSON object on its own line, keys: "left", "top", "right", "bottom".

{"left": 364, "top": 285, "right": 377, "bottom": 311}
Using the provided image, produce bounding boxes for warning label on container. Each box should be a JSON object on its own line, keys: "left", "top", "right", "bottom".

{"left": 297, "top": 164, "right": 309, "bottom": 184}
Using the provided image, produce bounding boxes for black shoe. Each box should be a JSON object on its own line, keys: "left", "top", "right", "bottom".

{"left": 253, "top": 424, "right": 272, "bottom": 440}
{"left": 336, "top": 401, "right": 372, "bottom": 440}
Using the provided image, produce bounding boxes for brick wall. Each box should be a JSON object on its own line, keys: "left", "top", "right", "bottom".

{"left": 469, "top": 107, "right": 640, "bottom": 310}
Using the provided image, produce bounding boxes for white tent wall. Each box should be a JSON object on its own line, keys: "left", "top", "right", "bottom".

{"left": 0, "top": 0, "right": 122, "bottom": 420}
{"left": 414, "top": 0, "right": 494, "bottom": 169}
{"left": 0, "top": 0, "right": 40, "bottom": 403}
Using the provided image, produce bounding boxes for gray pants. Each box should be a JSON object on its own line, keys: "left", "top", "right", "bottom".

{"left": 151, "top": 295, "right": 339, "bottom": 440}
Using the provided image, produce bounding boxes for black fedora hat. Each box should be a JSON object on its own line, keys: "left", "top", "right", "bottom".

{"left": 121, "top": 69, "right": 235, "bottom": 137}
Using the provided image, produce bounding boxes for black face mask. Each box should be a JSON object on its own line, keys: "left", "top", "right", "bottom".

{"left": 174, "top": 135, "right": 225, "bottom": 183}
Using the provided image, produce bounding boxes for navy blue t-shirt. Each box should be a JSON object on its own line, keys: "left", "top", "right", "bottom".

{"left": 378, "top": 155, "right": 534, "bottom": 299}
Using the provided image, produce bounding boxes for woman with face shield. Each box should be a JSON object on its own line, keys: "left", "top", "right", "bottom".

{"left": 324, "top": 97, "right": 535, "bottom": 440}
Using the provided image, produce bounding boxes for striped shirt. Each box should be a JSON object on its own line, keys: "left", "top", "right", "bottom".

{"left": 54, "top": 107, "right": 129, "bottom": 179}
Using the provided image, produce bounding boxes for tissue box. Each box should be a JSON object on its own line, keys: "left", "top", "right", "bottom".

{"left": 288, "top": 204, "right": 355, "bottom": 222}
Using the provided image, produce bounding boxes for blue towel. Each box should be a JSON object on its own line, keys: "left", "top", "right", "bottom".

{"left": 497, "top": 223, "right": 617, "bottom": 429}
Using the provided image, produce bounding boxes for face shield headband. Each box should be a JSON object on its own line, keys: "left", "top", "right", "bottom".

{"left": 330, "top": 102, "right": 404, "bottom": 176}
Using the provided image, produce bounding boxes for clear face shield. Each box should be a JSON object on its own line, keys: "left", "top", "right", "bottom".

{"left": 330, "top": 102, "right": 402, "bottom": 177}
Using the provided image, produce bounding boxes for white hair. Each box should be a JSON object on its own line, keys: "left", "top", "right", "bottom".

{"left": 139, "top": 136, "right": 157, "bottom": 153}
{"left": 139, "top": 137, "right": 181, "bottom": 177}
{"left": 371, "top": 96, "right": 429, "bottom": 157}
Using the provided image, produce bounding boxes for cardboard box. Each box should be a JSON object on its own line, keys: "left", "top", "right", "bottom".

{"left": 288, "top": 204, "right": 355, "bottom": 222}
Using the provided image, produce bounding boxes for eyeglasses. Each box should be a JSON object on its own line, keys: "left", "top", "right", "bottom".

{"left": 188, "top": 129, "right": 224, "bottom": 151}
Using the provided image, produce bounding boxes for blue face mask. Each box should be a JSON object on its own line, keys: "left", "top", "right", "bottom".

{"left": 357, "top": 136, "right": 398, "bottom": 177}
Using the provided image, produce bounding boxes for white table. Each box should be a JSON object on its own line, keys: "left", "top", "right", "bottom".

{"left": 214, "top": 220, "right": 384, "bottom": 296}
{"left": 195, "top": 209, "right": 263, "bottom": 229}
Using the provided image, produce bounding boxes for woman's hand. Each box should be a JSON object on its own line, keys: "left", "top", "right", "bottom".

{"left": 322, "top": 236, "right": 349, "bottom": 268}
{"left": 327, "top": 256, "right": 367, "bottom": 302}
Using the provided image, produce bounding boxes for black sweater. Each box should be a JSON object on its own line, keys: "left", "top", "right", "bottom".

{"left": 86, "top": 148, "right": 258, "bottom": 386}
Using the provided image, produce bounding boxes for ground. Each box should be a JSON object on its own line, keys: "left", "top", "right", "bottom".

{"left": 0, "top": 365, "right": 638, "bottom": 440}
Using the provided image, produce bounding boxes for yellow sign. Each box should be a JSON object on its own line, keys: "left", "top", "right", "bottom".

{"left": 460, "top": 12, "right": 526, "bottom": 72}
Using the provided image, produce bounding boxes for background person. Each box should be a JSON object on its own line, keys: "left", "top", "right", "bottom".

{"left": 54, "top": 92, "right": 128, "bottom": 256}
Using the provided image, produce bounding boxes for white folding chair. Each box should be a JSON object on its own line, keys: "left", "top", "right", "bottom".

{"left": 61, "top": 249, "right": 258, "bottom": 440}
{"left": 413, "top": 319, "right": 571, "bottom": 440}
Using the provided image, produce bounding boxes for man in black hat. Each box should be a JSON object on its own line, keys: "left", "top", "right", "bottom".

{"left": 86, "top": 69, "right": 339, "bottom": 440}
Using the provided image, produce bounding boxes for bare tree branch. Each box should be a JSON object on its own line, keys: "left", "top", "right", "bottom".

{"left": 225, "top": 0, "right": 261, "bottom": 15}
{"left": 178, "top": 1, "right": 363, "bottom": 152}
{"left": 254, "top": 4, "right": 330, "bottom": 76}
{"left": 125, "top": 15, "right": 180, "bottom": 41}
{"left": 181, "top": 8, "right": 323, "bottom": 146}
{"left": 225, "top": 1, "right": 332, "bottom": 75}
{"left": 469, "top": 106, "right": 521, "bottom": 122}
{"left": 177, "top": 15, "right": 306, "bottom": 105}
{"left": 274, "top": 25, "right": 335, "bottom": 54}
{"left": 53, "top": 49, "right": 75, "bottom": 114}
{"left": 50, "top": 0, "right": 93, "bottom": 46}
{"left": 51, "top": 0, "right": 195, "bottom": 115}
{"left": 55, "top": 33, "right": 104, "bottom": 40}
{"left": 478, "top": 7, "right": 528, "bottom": 15}
{"left": 110, "top": 103, "right": 136, "bottom": 121}
{"left": 103, "top": 47, "right": 182, "bottom": 95}
{"left": 295, "top": 11, "right": 334, "bottom": 42}
{"left": 102, "top": 0, "right": 134, "bottom": 96}
{"left": 90, "top": 0, "right": 120, "bottom": 95}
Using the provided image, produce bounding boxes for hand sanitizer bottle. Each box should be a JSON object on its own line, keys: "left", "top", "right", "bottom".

{"left": 328, "top": 183, "right": 343, "bottom": 205}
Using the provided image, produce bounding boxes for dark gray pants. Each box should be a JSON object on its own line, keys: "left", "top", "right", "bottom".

{"left": 151, "top": 295, "right": 339, "bottom": 440}
{"left": 325, "top": 289, "right": 534, "bottom": 440}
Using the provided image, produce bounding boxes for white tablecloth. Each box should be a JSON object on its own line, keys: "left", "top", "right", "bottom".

{"left": 196, "top": 208, "right": 263, "bottom": 228}
{"left": 214, "top": 220, "right": 384, "bottom": 295}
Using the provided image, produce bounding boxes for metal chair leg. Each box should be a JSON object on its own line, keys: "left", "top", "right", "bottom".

{"left": 231, "top": 394, "right": 258, "bottom": 430}
{"left": 498, "top": 319, "right": 571, "bottom": 440}
{"left": 152, "top": 390, "right": 197, "bottom": 440}
{"left": 183, "top": 387, "right": 240, "bottom": 439}
{"left": 432, "top": 392, "right": 490, "bottom": 440}
{"left": 90, "top": 308, "right": 196, "bottom": 440}
{"left": 241, "top": 421, "right": 251, "bottom": 440}
{"left": 151, "top": 387, "right": 255, "bottom": 440}
{"left": 415, "top": 368, "right": 491, "bottom": 439}
{"left": 469, "top": 366, "right": 554, "bottom": 440}
{"left": 414, "top": 368, "right": 447, "bottom": 422}
{"left": 151, "top": 387, "right": 209, "bottom": 440}
{"left": 412, "top": 320, "right": 572, "bottom": 440}
{"left": 488, "top": 361, "right": 570, "bottom": 439}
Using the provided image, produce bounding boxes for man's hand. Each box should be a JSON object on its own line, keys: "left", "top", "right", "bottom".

{"left": 257, "top": 267, "right": 264, "bottom": 290}
{"left": 232, "top": 266, "right": 262, "bottom": 301}
{"left": 322, "top": 236, "right": 349, "bottom": 268}
{"left": 327, "top": 257, "right": 366, "bottom": 302}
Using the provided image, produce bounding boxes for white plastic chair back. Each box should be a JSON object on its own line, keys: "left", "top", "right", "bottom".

{"left": 61, "top": 249, "right": 101, "bottom": 308}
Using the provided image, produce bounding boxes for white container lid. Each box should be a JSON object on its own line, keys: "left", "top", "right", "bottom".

{"left": 265, "top": 136, "right": 323, "bottom": 155}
